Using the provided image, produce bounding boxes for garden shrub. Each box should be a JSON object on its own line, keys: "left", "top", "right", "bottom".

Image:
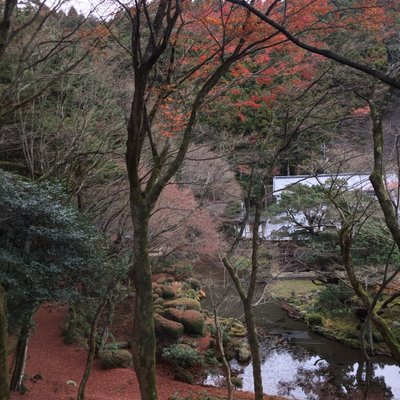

{"left": 316, "top": 283, "right": 353, "bottom": 315}
{"left": 186, "top": 278, "right": 202, "bottom": 291}
{"left": 306, "top": 312, "right": 323, "bottom": 326}
{"left": 181, "top": 310, "right": 205, "bottom": 336}
{"left": 162, "top": 308, "right": 205, "bottom": 336}
{"left": 162, "top": 344, "right": 203, "bottom": 368}
{"left": 154, "top": 313, "right": 184, "bottom": 340}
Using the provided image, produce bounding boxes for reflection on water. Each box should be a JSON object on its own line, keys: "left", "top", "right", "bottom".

{"left": 203, "top": 297, "right": 400, "bottom": 399}
{"left": 230, "top": 342, "right": 400, "bottom": 399}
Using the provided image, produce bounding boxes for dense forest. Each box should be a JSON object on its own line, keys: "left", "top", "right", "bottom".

{"left": 1, "top": 1, "right": 400, "bottom": 400}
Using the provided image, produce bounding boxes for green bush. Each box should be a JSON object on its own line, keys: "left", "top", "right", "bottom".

{"left": 162, "top": 344, "right": 203, "bottom": 368}
{"left": 316, "top": 283, "right": 353, "bottom": 315}
{"left": 306, "top": 312, "right": 323, "bottom": 326}
{"left": 186, "top": 278, "right": 202, "bottom": 291}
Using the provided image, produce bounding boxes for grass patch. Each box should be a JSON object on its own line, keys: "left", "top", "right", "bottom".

{"left": 322, "top": 315, "right": 360, "bottom": 339}
{"left": 270, "top": 279, "right": 320, "bottom": 298}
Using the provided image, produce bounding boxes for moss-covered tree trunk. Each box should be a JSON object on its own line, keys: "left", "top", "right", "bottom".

{"left": 340, "top": 226, "right": 400, "bottom": 362}
{"left": 129, "top": 204, "right": 157, "bottom": 400}
{"left": 0, "top": 284, "right": 10, "bottom": 400}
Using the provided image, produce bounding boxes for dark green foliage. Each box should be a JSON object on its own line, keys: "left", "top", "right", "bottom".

{"left": 270, "top": 182, "right": 400, "bottom": 269}
{"left": 0, "top": 170, "right": 103, "bottom": 329}
{"left": 306, "top": 312, "right": 323, "bottom": 326}
{"left": 316, "top": 284, "right": 353, "bottom": 315}
{"left": 162, "top": 344, "right": 203, "bottom": 368}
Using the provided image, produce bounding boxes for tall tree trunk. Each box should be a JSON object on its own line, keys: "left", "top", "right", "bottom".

{"left": 9, "top": 321, "right": 29, "bottom": 392}
{"left": 77, "top": 297, "right": 109, "bottom": 400}
{"left": 0, "top": 284, "right": 10, "bottom": 400}
{"left": 129, "top": 207, "right": 157, "bottom": 400}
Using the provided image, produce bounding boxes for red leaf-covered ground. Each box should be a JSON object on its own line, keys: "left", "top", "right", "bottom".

{"left": 9, "top": 306, "right": 284, "bottom": 400}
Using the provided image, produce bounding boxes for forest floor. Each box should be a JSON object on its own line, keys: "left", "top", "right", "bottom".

{"left": 9, "top": 306, "right": 285, "bottom": 400}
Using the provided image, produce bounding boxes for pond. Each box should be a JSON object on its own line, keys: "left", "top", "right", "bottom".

{"left": 201, "top": 278, "right": 400, "bottom": 399}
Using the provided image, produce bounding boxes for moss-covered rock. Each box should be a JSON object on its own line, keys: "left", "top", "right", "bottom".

{"left": 98, "top": 350, "right": 133, "bottom": 369}
{"left": 154, "top": 297, "right": 164, "bottom": 306}
{"left": 153, "top": 304, "right": 164, "bottom": 314}
{"left": 154, "top": 313, "right": 184, "bottom": 340}
{"left": 174, "top": 367, "right": 195, "bottom": 384}
{"left": 162, "top": 307, "right": 183, "bottom": 322}
{"left": 236, "top": 344, "right": 251, "bottom": 363}
{"left": 162, "top": 308, "right": 205, "bottom": 336}
{"left": 165, "top": 297, "right": 201, "bottom": 311}
{"left": 181, "top": 310, "right": 205, "bottom": 336}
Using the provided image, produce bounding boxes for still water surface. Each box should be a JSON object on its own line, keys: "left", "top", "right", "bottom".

{"left": 203, "top": 282, "right": 400, "bottom": 399}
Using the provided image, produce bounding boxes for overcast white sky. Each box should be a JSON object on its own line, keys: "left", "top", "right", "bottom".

{"left": 47, "top": 0, "right": 119, "bottom": 17}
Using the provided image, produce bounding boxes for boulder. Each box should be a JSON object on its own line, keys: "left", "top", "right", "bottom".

{"left": 154, "top": 313, "right": 184, "bottom": 340}
{"left": 174, "top": 367, "right": 195, "bottom": 384}
{"left": 98, "top": 350, "right": 133, "bottom": 369}
{"left": 236, "top": 344, "right": 251, "bottom": 363}
{"left": 162, "top": 308, "right": 205, "bottom": 336}
{"left": 181, "top": 310, "right": 205, "bottom": 336}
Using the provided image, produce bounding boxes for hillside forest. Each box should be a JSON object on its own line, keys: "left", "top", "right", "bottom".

{"left": 1, "top": 1, "right": 400, "bottom": 400}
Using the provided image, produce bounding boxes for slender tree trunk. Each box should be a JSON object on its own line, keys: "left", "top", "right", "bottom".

{"left": 9, "top": 321, "right": 29, "bottom": 392}
{"left": 244, "top": 301, "right": 263, "bottom": 400}
{"left": 77, "top": 297, "right": 109, "bottom": 400}
{"left": 98, "top": 300, "right": 115, "bottom": 354}
{"left": 0, "top": 284, "right": 10, "bottom": 400}
{"left": 213, "top": 309, "right": 233, "bottom": 400}
{"left": 129, "top": 206, "right": 157, "bottom": 400}
{"left": 222, "top": 188, "right": 264, "bottom": 400}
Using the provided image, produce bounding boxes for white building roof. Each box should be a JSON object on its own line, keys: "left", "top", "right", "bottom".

{"left": 273, "top": 173, "right": 375, "bottom": 198}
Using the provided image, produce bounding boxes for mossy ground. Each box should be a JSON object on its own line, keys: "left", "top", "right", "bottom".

{"left": 269, "top": 279, "right": 319, "bottom": 298}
